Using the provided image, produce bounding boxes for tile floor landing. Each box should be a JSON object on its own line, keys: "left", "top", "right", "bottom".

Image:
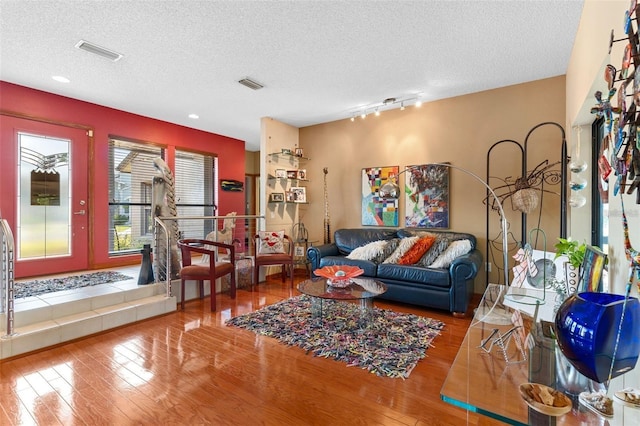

{"left": 0, "top": 266, "right": 177, "bottom": 360}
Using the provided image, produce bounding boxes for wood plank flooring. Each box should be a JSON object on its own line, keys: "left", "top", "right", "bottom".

{"left": 0, "top": 274, "right": 502, "bottom": 425}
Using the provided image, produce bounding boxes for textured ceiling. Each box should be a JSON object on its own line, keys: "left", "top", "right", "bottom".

{"left": 0, "top": 0, "right": 584, "bottom": 151}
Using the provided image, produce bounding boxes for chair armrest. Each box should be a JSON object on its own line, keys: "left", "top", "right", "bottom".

{"left": 307, "top": 243, "right": 338, "bottom": 271}
{"left": 179, "top": 239, "right": 235, "bottom": 266}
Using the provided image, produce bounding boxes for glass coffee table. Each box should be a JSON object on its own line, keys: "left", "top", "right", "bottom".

{"left": 297, "top": 277, "right": 387, "bottom": 322}
{"left": 441, "top": 284, "right": 640, "bottom": 425}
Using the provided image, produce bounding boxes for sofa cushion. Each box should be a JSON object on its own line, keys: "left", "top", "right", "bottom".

{"left": 376, "top": 238, "right": 401, "bottom": 263}
{"left": 318, "top": 256, "right": 378, "bottom": 277}
{"left": 377, "top": 263, "right": 451, "bottom": 288}
{"left": 346, "top": 240, "right": 389, "bottom": 261}
{"left": 334, "top": 228, "right": 398, "bottom": 255}
{"left": 398, "top": 235, "right": 436, "bottom": 265}
{"left": 430, "top": 239, "right": 473, "bottom": 268}
{"left": 398, "top": 228, "right": 477, "bottom": 250}
{"left": 416, "top": 234, "right": 450, "bottom": 267}
{"left": 383, "top": 237, "right": 419, "bottom": 264}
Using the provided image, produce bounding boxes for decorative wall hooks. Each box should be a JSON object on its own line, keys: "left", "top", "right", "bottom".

{"left": 593, "top": 1, "right": 640, "bottom": 204}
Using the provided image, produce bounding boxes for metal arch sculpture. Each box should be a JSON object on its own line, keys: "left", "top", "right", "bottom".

{"left": 152, "top": 158, "right": 181, "bottom": 280}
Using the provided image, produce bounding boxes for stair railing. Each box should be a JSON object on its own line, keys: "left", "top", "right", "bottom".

{"left": 1, "top": 218, "right": 15, "bottom": 338}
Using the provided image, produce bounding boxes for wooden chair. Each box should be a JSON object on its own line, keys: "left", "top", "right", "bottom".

{"left": 177, "top": 239, "right": 236, "bottom": 311}
{"left": 253, "top": 234, "right": 295, "bottom": 288}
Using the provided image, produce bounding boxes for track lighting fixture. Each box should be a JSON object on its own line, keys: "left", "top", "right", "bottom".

{"left": 347, "top": 93, "right": 424, "bottom": 122}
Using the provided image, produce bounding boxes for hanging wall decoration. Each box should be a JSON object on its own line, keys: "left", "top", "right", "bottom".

{"left": 361, "top": 166, "right": 399, "bottom": 226}
{"left": 404, "top": 163, "right": 450, "bottom": 228}
{"left": 220, "top": 179, "right": 244, "bottom": 192}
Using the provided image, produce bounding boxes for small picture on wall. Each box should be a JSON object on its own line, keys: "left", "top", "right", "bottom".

{"left": 297, "top": 169, "right": 307, "bottom": 180}
{"left": 275, "top": 169, "right": 287, "bottom": 179}
{"left": 294, "top": 245, "right": 305, "bottom": 257}
{"left": 269, "top": 192, "right": 284, "bottom": 202}
{"left": 286, "top": 191, "right": 296, "bottom": 202}
{"left": 291, "top": 187, "right": 306, "bottom": 203}
{"left": 287, "top": 170, "right": 298, "bottom": 179}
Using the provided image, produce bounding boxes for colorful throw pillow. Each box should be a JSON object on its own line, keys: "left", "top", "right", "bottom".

{"left": 346, "top": 240, "right": 389, "bottom": 261}
{"left": 258, "top": 230, "right": 286, "bottom": 254}
{"left": 429, "top": 239, "right": 472, "bottom": 269}
{"left": 383, "top": 236, "right": 420, "bottom": 264}
{"left": 398, "top": 235, "right": 436, "bottom": 265}
{"left": 416, "top": 235, "right": 450, "bottom": 267}
{"left": 373, "top": 238, "right": 401, "bottom": 263}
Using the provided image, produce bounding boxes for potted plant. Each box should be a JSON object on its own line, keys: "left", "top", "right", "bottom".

{"left": 554, "top": 237, "right": 587, "bottom": 269}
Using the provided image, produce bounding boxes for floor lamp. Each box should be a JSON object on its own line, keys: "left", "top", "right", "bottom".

{"left": 378, "top": 162, "right": 510, "bottom": 287}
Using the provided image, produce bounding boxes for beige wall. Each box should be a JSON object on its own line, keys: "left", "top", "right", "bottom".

{"left": 260, "top": 117, "right": 301, "bottom": 232}
{"left": 560, "top": 0, "right": 638, "bottom": 389}
{"left": 245, "top": 151, "right": 260, "bottom": 175}
{"left": 566, "top": 1, "right": 636, "bottom": 299}
{"left": 299, "top": 76, "right": 566, "bottom": 290}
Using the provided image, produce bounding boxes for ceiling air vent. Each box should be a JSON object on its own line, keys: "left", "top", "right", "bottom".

{"left": 238, "top": 77, "right": 264, "bottom": 90}
{"left": 75, "top": 40, "right": 123, "bottom": 62}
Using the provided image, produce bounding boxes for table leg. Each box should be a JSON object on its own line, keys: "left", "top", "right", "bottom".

{"left": 310, "top": 297, "right": 323, "bottom": 319}
{"left": 357, "top": 297, "right": 375, "bottom": 328}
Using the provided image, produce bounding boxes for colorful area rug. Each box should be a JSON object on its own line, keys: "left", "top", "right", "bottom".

{"left": 226, "top": 295, "right": 444, "bottom": 378}
{"left": 15, "top": 271, "right": 133, "bottom": 299}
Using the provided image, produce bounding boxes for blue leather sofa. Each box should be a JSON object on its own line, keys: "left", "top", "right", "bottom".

{"left": 307, "top": 228, "right": 482, "bottom": 316}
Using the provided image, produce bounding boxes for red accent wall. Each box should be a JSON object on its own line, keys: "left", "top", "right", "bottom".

{"left": 0, "top": 81, "right": 246, "bottom": 270}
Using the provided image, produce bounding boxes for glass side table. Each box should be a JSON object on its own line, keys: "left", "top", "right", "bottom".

{"left": 440, "top": 284, "right": 639, "bottom": 425}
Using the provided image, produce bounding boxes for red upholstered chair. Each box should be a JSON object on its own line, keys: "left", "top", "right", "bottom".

{"left": 177, "top": 239, "right": 236, "bottom": 311}
{"left": 253, "top": 232, "right": 294, "bottom": 287}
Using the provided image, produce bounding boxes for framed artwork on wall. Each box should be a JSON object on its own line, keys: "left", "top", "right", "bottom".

{"left": 361, "top": 166, "right": 399, "bottom": 226}
{"left": 291, "top": 186, "right": 306, "bottom": 203}
{"left": 269, "top": 192, "right": 284, "bottom": 202}
{"left": 404, "top": 163, "right": 449, "bottom": 228}
{"left": 275, "top": 169, "right": 287, "bottom": 179}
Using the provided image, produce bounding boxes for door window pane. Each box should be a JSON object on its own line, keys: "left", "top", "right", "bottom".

{"left": 17, "top": 133, "right": 71, "bottom": 259}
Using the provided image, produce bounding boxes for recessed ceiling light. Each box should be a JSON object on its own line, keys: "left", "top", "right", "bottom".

{"left": 52, "top": 76, "right": 70, "bottom": 83}
{"left": 188, "top": 114, "right": 199, "bottom": 119}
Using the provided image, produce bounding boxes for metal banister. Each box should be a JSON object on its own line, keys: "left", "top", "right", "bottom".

{"left": 1, "top": 218, "right": 15, "bottom": 338}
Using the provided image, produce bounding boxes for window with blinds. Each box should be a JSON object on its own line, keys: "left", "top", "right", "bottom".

{"left": 174, "top": 150, "right": 218, "bottom": 240}
{"left": 108, "top": 138, "right": 164, "bottom": 254}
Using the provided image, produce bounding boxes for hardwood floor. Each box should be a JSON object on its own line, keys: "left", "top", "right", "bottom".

{"left": 0, "top": 274, "right": 501, "bottom": 425}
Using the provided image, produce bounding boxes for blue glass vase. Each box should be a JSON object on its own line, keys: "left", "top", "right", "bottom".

{"left": 555, "top": 292, "right": 640, "bottom": 383}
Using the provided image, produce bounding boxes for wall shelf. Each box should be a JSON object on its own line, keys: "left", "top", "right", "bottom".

{"left": 268, "top": 152, "right": 310, "bottom": 161}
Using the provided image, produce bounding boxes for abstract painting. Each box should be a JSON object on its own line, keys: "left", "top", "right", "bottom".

{"left": 579, "top": 245, "right": 607, "bottom": 292}
{"left": 404, "top": 164, "right": 449, "bottom": 228}
{"left": 361, "top": 166, "right": 398, "bottom": 226}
